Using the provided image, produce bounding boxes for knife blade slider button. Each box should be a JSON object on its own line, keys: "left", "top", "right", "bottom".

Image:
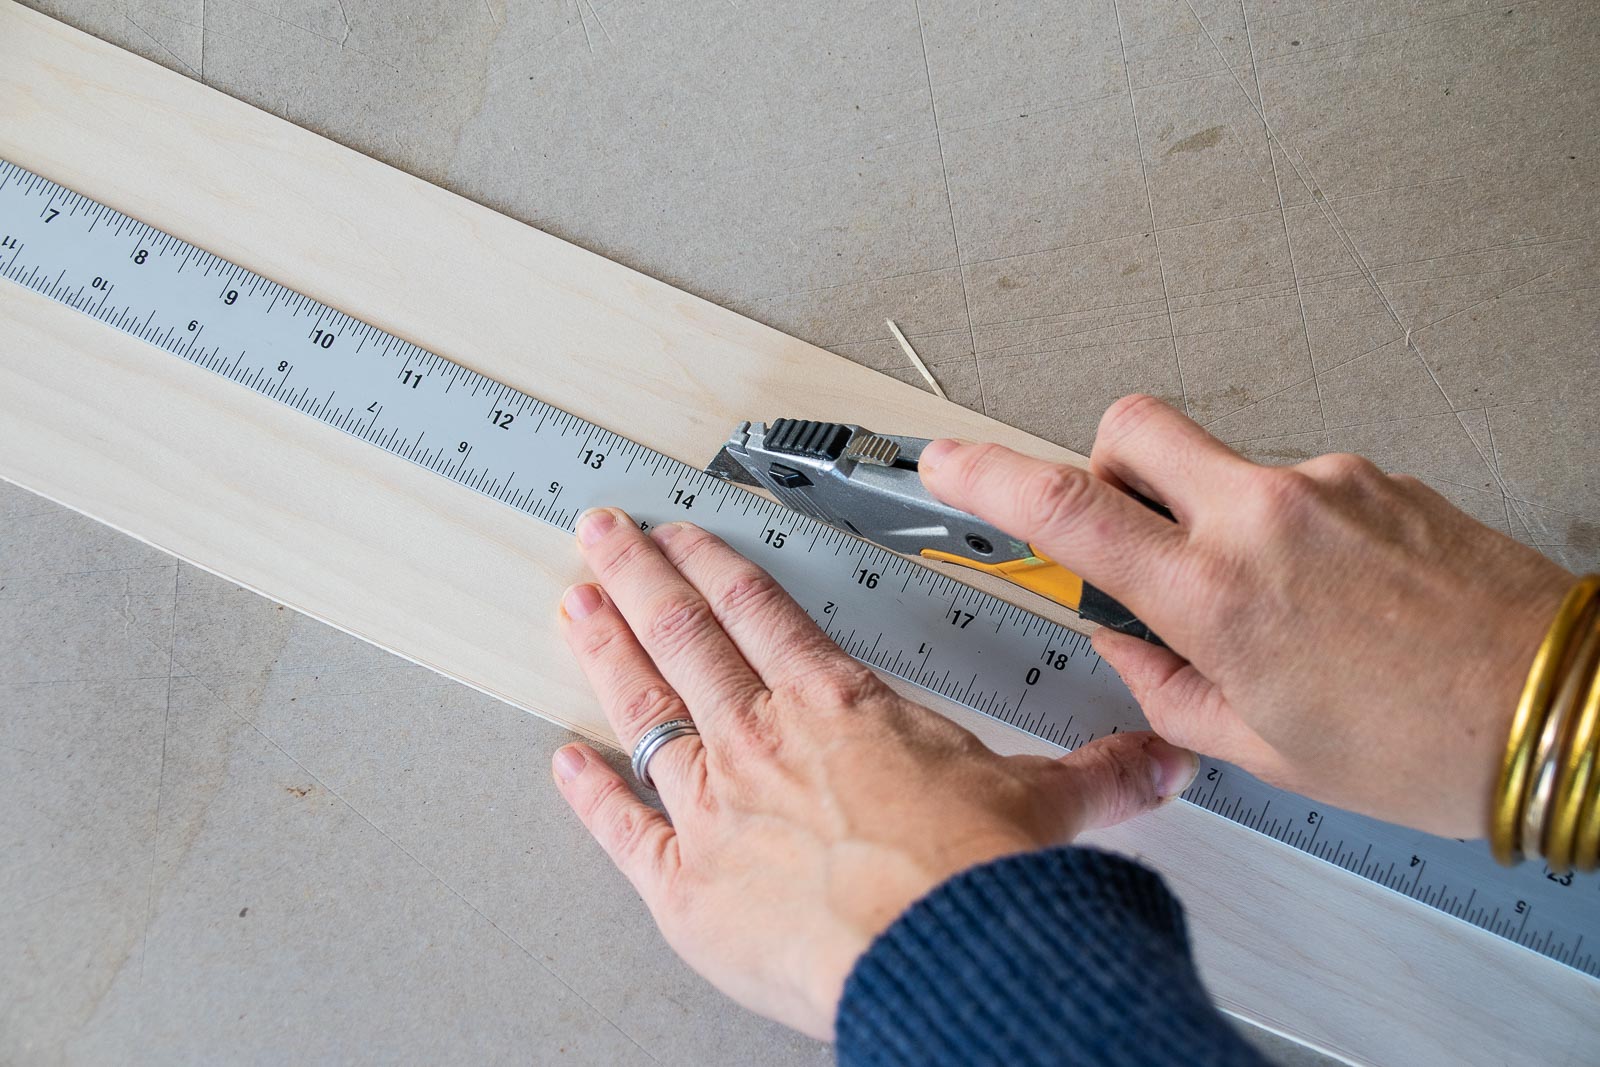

{"left": 766, "top": 419, "right": 853, "bottom": 461}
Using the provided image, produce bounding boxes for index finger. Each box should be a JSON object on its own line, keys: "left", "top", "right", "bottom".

{"left": 649, "top": 522, "right": 865, "bottom": 697}
{"left": 575, "top": 507, "right": 765, "bottom": 737}
{"left": 917, "top": 440, "right": 1186, "bottom": 606}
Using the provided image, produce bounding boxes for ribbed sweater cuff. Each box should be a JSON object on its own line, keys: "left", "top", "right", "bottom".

{"left": 835, "top": 847, "right": 1264, "bottom": 1067}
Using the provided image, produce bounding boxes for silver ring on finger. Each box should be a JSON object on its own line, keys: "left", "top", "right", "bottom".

{"left": 630, "top": 718, "right": 699, "bottom": 792}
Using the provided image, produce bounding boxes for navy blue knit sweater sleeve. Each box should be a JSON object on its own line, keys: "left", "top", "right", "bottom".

{"left": 835, "top": 848, "right": 1268, "bottom": 1067}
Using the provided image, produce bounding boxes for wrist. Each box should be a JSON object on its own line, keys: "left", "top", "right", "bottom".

{"left": 1464, "top": 568, "right": 1576, "bottom": 823}
{"left": 811, "top": 828, "right": 1049, "bottom": 1027}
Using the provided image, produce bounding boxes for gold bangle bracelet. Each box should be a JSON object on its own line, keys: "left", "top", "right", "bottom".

{"left": 1492, "top": 575, "right": 1600, "bottom": 865}
{"left": 1554, "top": 666, "right": 1600, "bottom": 871}
{"left": 1536, "top": 611, "right": 1600, "bottom": 870}
{"left": 1524, "top": 597, "right": 1600, "bottom": 858}
{"left": 1548, "top": 632, "right": 1600, "bottom": 872}
{"left": 1575, "top": 719, "right": 1600, "bottom": 872}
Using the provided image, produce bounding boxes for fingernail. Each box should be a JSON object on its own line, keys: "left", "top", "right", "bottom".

{"left": 918, "top": 438, "right": 961, "bottom": 472}
{"left": 576, "top": 508, "right": 616, "bottom": 545}
{"left": 561, "top": 583, "right": 604, "bottom": 620}
{"left": 553, "top": 745, "right": 587, "bottom": 783}
{"left": 1146, "top": 737, "right": 1200, "bottom": 799}
{"left": 650, "top": 522, "right": 685, "bottom": 543}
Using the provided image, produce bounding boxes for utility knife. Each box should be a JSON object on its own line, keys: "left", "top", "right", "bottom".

{"left": 705, "top": 418, "right": 1163, "bottom": 644}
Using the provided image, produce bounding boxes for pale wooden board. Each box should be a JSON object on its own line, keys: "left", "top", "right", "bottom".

{"left": 0, "top": 4, "right": 1594, "bottom": 1063}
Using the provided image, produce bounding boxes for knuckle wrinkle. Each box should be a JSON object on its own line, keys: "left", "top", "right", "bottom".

{"left": 1020, "top": 463, "right": 1092, "bottom": 535}
{"left": 645, "top": 597, "right": 716, "bottom": 656}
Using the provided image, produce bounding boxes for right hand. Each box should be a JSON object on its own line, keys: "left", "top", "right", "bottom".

{"left": 919, "top": 395, "right": 1576, "bottom": 839}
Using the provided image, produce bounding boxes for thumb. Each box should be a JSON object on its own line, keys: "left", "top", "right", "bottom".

{"left": 917, "top": 440, "right": 1184, "bottom": 609}
{"left": 1046, "top": 730, "right": 1200, "bottom": 834}
{"left": 1092, "top": 628, "right": 1267, "bottom": 763}
{"left": 1091, "top": 626, "right": 1205, "bottom": 712}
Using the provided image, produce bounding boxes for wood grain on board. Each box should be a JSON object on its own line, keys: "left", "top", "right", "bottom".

{"left": 0, "top": 4, "right": 1594, "bottom": 1064}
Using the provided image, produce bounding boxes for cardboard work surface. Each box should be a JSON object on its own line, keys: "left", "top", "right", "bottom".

{"left": 3, "top": 2, "right": 1597, "bottom": 1065}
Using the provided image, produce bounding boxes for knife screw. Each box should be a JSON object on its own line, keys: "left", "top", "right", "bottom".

{"left": 965, "top": 534, "right": 994, "bottom": 556}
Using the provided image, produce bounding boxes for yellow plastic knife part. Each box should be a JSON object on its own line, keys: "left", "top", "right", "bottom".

{"left": 919, "top": 547, "right": 1085, "bottom": 611}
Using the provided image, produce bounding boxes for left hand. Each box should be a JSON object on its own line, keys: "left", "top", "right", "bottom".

{"left": 550, "top": 507, "right": 1199, "bottom": 1039}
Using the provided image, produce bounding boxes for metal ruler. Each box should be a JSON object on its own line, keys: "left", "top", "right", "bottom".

{"left": 2, "top": 157, "right": 1596, "bottom": 981}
